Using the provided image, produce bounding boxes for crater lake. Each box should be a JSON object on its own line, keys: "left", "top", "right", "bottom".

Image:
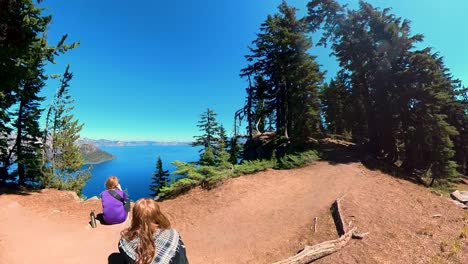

{"left": 81, "top": 144, "right": 201, "bottom": 200}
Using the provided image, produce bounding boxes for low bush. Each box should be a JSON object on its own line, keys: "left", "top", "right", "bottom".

{"left": 158, "top": 149, "right": 320, "bottom": 200}
{"left": 275, "top": 150, "right": 320, "bottom": 169}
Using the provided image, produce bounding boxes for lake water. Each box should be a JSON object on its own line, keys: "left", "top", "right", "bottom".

{"left": 81, "top": 144, "right": 201, "bottom": 200}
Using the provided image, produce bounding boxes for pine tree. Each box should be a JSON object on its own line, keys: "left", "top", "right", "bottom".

{"left": 228, "top": 135, "right": 240, "bottom": 165}
{"left": 0, "top": 0, "right": 78, "bottom": 186}
{"left": 42, "top": 65, "right": 90, "bottom": 194}
{"left": 192, "top": 108, "right": 219, "bottom": 166}
{"left": 149, "top": 156, "right": 169, "bottom": 197}
{"left": 0, "top": 0, "right": 28, "bottom": 182}
{"left": 215, "top": 125, "right": 231, "bottom": 169}
{"left": 320, "top": 73, "right": 352, "bottom": 136}
{"left": 307, "top": 0, "right": 462, "bottom": 185}
{"left": 240, "top": 1, "right": 324, "bottom": 154}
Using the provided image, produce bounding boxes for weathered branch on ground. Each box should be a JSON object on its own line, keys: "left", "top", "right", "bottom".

{"left": 313, "top": 217, "right": 318, "bottom": 233}
{"left": 272, "top": 227, "right": 357, "bottom": 264}
{"left": 272, "top": 198, "right": 368, "bottom": 264}
{"left": 331, "top": 198, "right": 346, "bottom": 236}
{"left": 351, "top": 231, "right": 369, "bottom": 239}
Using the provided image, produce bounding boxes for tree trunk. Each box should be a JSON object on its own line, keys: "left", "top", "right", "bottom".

{"left": 16, "top": 98, "right": 24, "bottom": 186}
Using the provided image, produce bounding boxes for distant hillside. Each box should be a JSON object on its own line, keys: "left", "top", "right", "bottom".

{"left": 77, "top": 138, "right": 191, "bottom": 147}
{"left": 78, "top": 144, "right": 115, "bottom": 164}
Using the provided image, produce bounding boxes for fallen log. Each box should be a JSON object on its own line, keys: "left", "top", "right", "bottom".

{"left": 272, "top": 227, "right": 357, "bottom": 264}
{"left": 331, "top": 198, "right": 346, "bottom": 236}
{"left": 272, "top": 198, "right": 368, "bottom": 264}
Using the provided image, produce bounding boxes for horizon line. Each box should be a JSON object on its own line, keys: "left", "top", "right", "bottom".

{"left": 79, "top": 137, "right": 193, "bottom": 143}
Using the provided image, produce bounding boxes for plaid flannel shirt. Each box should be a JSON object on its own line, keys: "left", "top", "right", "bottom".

{"left": 119, "top": 228, "right": 180, "bottom": 264}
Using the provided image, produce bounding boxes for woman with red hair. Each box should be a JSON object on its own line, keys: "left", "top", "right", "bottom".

{"left": 118, "top": 198, "right": 188, "bottom": 264}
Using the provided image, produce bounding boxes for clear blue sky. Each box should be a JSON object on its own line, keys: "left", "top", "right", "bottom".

{"left": 40, "top": 0, "right": 467, "bottom": 142}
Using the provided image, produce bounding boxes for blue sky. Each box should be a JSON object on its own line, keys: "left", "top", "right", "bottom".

{"left": 40, "top": 0, "right": 467, "bottom": 142}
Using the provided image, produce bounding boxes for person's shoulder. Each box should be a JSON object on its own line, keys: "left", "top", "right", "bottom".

{"left": 156, "top": 228, "right": 179, "bottom": 236}
{"left": 114, "top": 188, "right": 125, "bottom": 195}
{"left": 168, "top": 228, "right": 181, "bottom": 238}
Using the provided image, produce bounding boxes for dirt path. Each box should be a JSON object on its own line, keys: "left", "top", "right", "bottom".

{"left": 0, "top": 161, "right": 466, "bottom": 263}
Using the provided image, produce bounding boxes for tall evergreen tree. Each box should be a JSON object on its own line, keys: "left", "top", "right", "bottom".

{"left": 240, "top": 1, "right": 324, "bottom": 153}
{"left": 42, "top": 65, "right": 90, "bottom": 194}
{"left": 215, "top": 125, "right": 231, "bottom": 168}
{"left": 0, "top": 0, "right": 78, "bottom": 186}
{"left": 228, "top": 134, "right": 240, "bottom": 165}
{"left": 307, "top": 0, "right": 464, "bottom": 185}
{"left": 0, "top": 0, "right": 29, "bottom": 181}
{"left": 149, "top": 156, "right": 169, "bottom": 197}
{"left": 192, "top": 108, "right": 219, "bottom": 166}
{"left": 320, "top": 72, "right": 352, "bottom": 135}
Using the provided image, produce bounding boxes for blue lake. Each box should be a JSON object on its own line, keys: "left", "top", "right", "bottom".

{"left": 81, "top": 144, "right": 201, "bottom": 200}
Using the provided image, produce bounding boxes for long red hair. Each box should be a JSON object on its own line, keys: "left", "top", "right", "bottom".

{"left": 121, "top": 198, "right": 171, "bottom": 264}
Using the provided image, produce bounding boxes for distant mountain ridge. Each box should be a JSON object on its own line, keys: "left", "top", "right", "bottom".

{"left": 77, "top": 138, "right": 192, "bottom": 147}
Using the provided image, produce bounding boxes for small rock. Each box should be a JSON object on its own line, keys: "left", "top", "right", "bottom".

{"left": 450, "top": 190, "right": 468, "bottom": 204}
{"left": 86, "top": 196, "right": 99, "bottom": 201}
{"left": 65, "top": 191, "right": 81, "bottom": 202}
{"left": 450, "top": 199, "right": 468, "bottom": 209}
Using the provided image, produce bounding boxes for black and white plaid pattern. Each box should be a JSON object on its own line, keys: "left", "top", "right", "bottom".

{"left": 119, "top": 228, "right": 180, "bottom": 264}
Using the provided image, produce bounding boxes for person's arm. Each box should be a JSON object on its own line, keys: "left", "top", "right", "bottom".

{"left": 122, "top": 188, "right": 127, "bottom": 200}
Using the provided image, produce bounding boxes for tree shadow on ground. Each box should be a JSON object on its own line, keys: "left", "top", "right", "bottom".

{"left": 316, "top": 141, "right": 361, "bottom": 165}
{"left": 0, "top": 182, "right": 40, "bottom": 196}
{"left": 317, "top": 140, "right": 426, "bottom": 186}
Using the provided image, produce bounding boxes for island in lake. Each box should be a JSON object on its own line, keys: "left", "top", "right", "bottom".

{"left": 78, "top": 144, "right": 115, "bottom": 164}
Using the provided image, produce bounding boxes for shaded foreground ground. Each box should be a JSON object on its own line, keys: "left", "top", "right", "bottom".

{"left": 0, "top": 161, "right": 467, "bottom": 264}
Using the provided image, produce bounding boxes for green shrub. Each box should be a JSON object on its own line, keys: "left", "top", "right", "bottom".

{"left": 234, "top": 159, "right": 276, "bottom": 175}
{"left": 159, "top": 149, "right": 319, "bottom": 200}
{"left": 275, "top": 150, "right": 319, "bottom": 169}
{"left": 159, "top": 177, "right": 200, "bottom": 199}
{"left": 171, "top": 161, "right": 204, "bottom": 180}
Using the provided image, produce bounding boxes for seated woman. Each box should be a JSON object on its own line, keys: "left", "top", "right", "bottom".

{"left": 118, "top": 198, "right": 188, "bottom": 264}
{"left": 101, "top": 176, "right": 128, "bottom": 224}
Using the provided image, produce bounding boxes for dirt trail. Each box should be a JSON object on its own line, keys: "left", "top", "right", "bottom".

{"left": 0, "top": 161, "right": 466, "bottom": 264}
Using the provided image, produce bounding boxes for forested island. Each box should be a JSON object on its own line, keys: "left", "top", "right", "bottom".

{"left": 78, "top": 144, "right": 115, "bottom": 165}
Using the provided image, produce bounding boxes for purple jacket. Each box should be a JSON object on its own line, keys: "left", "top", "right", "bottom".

{"left": 101, "top": 188, "right": 128, "bottom": 224}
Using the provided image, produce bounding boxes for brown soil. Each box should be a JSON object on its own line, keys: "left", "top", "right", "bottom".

{"left": 0, "top": 161, "right": 467, "bottom": 264}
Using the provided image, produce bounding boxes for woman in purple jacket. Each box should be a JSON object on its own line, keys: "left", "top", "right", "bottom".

{"left": 101, "top": 176, "right": 128, "bottom": 224}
